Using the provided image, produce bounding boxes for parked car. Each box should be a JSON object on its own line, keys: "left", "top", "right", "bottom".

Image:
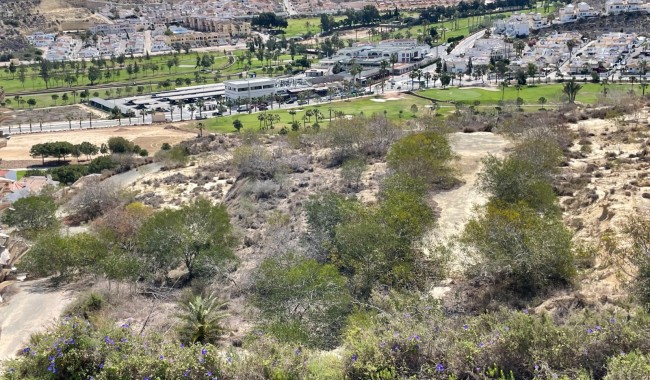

{"left": 212, "top": 111, "right": 223, "bottom": 117}
{"left": 258, "top": 105, "right": 268, "bottom": 111}
{"left": 237, "top": 105, "right": 250, "bottom": 112}
{"left": 298, "top": 99, "right": 308, "bottom": 105}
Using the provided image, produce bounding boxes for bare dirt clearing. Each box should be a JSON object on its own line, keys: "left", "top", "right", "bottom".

{"left": 0, "top": 126, "right": 196, "bottom": 165}
{"left": 425, "top": 132, "right": 510, "bottom": 271}
{"left": 0, "top": 279, "right": 75, "bottom": 362}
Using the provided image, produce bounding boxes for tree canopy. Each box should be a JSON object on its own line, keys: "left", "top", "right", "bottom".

{"left": 137, "top": 199, "right": 237, "bottom": 280}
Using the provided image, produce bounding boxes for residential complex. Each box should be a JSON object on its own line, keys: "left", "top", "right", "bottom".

{"left": 316, "top": 39, "right": 435, "bottom": 75}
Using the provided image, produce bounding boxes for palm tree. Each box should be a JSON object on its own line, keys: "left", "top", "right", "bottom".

{"left": 257, "top": 113, "right": 266, "bottom": 130}
{"left": 196, "top": 122, "right": 204, "bottom": 137}
{"left": 196, "top": 99, "right": 205, "bottom": 118}
{"left": 409, "top": 71, "right": 419, "bottom": 90}
{"left": 288, "top": 109, "right": 296, "bottom": 123}
{"left": 566, "top": 39, "right": 577, "bottom": 62}
{"left": 380, "top": 60, "right": 389, "bottom": 93}
{"left": 178, "top": 100, "right": 185, "bottom": 120}
{"left": 349, "top": 61, "right": 362, "bottom": 87}
{"left": 177, "top": 294, "right": 228, "bottom": 345}
{"left": 500, "top": 80, "right": 509, "bottom": 101}
{"left": 562, "top": 79, "right": 582, "bottom": 104}
{"left": 65, "top": 113, "right": 74, "bottom": 130}
{"left": 423, "top": 72, "right": 432, "bottom": 88}
{"left": 188, "top": 104, "right": 197, "bottom": 120}
{"left": 641, "top": 79, "right": 649, "bottom": 97}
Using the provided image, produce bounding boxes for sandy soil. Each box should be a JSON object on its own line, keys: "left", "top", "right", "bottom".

{"left": 0, "top": 279, "right": 75, "bottom": 362}
{"left": 425, "top": 132, "right": 510, "bottom": 271}
{"left": 0, "top": 126, "right": 196, "bottom": 163}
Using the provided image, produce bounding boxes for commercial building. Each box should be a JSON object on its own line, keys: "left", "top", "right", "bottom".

{"left": 183, "top": 16, "right": 250, "bottom": 37}
{"left": 224, "top": 78, "right": 277, "bottom": 101}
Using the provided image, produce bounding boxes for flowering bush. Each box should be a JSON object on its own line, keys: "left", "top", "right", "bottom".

{"left": 342, "top": 291, "right": 650, "bottom": 380}
{"left": 2, "top": 316, "right": 224, "bottom": 380}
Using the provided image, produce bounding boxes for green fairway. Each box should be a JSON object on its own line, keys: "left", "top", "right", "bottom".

{"left": 379, "top": 4, "right": 556, "bottom": 43}
{"left": 284, "top": 16, "right": 345, "bottom": 38}
{"left": 204, "top": 95, "right": 435, "bottom": 133}
{"left": 417, "top": 82, "right": 630, "bottom": 106}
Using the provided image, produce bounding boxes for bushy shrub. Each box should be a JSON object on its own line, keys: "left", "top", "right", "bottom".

{"left": 50, "top": 165, "right": 88, "bottom": 185}
{"left": 2, "top": 316, "right": 226, "bottom": 380}
{"left": 252, "top": 253, "right": 352, "bottom": 349}
{"left": 87, "top": 156, "right": 117, "bottom": 174}
{"left": 343, "top": 293, "right": 650, "bottom": 380}
{"left": 155, "top": 145, "right": 189, "bottom": 168}
{"left": 462, "top": 202, "right": 575, "bottom": 297}
{"left": 386, "top": 131, "right": 458, "bottom": 190}
{"left": 604, "top": 351, "right": 650, "bottom": 379}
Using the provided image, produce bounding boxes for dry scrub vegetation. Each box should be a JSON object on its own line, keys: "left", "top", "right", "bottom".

{"left": 4, "top": 96, "right": 650, "bottom": 379}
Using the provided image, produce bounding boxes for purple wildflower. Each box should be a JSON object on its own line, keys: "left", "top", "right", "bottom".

{"left": 478, "top": 342, "right": 484, "bottom": 348}
{"left": 159, "top": 355, "right": 164, "bottom": 360}
{"left": 463, "top": 324, "right": 469, "bottom": 330}
{"left": 610, "top": 318, "right": 616, "bottom": 324}
{"left": 180, "top": 343, "right": 185, "bottom": 348}
{"left": 183, "top": 369, "right": 190, "bottom": 377}
{"left": 144, "top": 377, "right": 150, "bottom": 380}
{"left": 587, "top": 328, "right": 594, "bottom": 334}
{"left": 435, "top": 363, "right": 444, "bottom": 372}
{"left": 534, "top": 364, "right": 539, "bottom": 371}
{"left": 23, "top": 347, "right": 30, "bottom": 354}
{"left": 295, "top": 347, "right": 302, "bottom": 355}
{"left": 595, "top": 325, "right": 602, "bottom": 331}
{"left": 99, "top": 363, "right": 104, "bottom": 370}
{"left": 202, "top": 348, "right": 208, "bottom": 356}
{"left": 523, "top": 309, "right": 529, "bottom": 314}
{"left": 379, "top": 340, "right": 386, "bottom": 348}
{"left": 351, "top": 354, "right": 358, "bottom": 362}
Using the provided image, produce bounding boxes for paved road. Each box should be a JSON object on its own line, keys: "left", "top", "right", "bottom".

{"left": 0, "top": 279, "right": 74, "bottom": 362}
{"left": 104, "top": 162, "right": 162, "bottom": 188}
{"left": 450, "top": 29, "right": 486, "bottom": 56}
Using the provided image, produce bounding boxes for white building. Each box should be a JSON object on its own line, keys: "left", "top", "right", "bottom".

{"left": 577, "top": 2, "right": 599, "bottom": 18}
{"left": 606, "top": 0, "right": 629, "bottom": 14}
{"left": 493, "top": 13, "right": 531, "bottom": 37}
{"left": 224, "top": 77, "right": 277, "bottom": 101}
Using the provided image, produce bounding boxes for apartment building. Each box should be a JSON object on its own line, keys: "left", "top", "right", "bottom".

{"left": 183, "top": 16, "right": 251, "bottom": 37}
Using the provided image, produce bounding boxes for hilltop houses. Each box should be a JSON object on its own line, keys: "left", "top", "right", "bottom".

{"left": 605, "top": 0, "right": 648, "bottom": 14}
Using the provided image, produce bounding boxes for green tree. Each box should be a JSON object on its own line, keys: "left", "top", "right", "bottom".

{"left": 386, "top": 131, "right": 457, "bottom": 190}
{"left": 177, "top": 294, "right": 228, "bottom": 345}
{"left": 107, "top": 136, "right": 134, "bottom": 154}
{"left": 87, "top": 66, "right": 101, "bottom": 85}
{"left": 2, "top": 195, "right": 58, "bottom": 233}
{"left": 137, "top": 199, "right": 237, "bottom": 280}
{"left": 21, "top": 232, "right": 108, "bottom": 280}
{"left": 563, "top": 79, "right": 582, "bottom": 103}
{"left": 78, "top": 141, "right": 99, "bottom": 160}
{"left": 233, "top": 119, "right": 243, "bottom": 133}
{"left": 29, "top": 143, "right": 51, "bottom": 165}
{"left": 252, "top": 253, "right": 352, "bottom": 348}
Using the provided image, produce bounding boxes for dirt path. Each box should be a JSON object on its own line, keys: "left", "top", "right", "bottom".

{"left": 0, "top": 125, "right": 195, "bottom": 162}
{"left": 0, "top": 279, "right": 74, "bottom": 362}
{"left": 428, "top": 132, "right": 510, "bottom": 270}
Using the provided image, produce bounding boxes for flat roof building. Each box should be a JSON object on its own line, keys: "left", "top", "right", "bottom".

{"left": 224, "top": 77, "right": 277, "bottom": 101}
